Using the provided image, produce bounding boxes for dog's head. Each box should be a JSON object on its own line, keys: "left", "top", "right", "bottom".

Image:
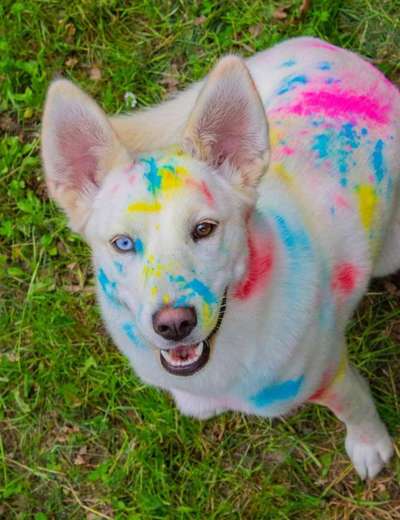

{"left": 42, "top": 57, "right": 269, "bottom": 378}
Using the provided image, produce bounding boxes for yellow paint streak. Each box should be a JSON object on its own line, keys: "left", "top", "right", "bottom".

{"left": 162, "top": 294, "right": 171, "bottom": 305}
{"left": 143, "top": 255, "right": 164, "bottom": 279}
{"left": 331, "top": 350, "right": 347, "bottom": 386}
{"left": 127, "top": 201, "right": 161, "bottom": 213}
{"left": 274, "top": 163, "right": 293, "bottom": 185}
{"left": 150, "top": 286, "right": 158, "bottom": 298}
{"left": 356, "top": 184, "right": 378, "bottom": 231}
{"left": 160, "top": 167, "right": 186, "bottom": 192}
{"left": 269, "top": 126, "right": 282, "bottom": 149}
{"left": 201, "top": 303, "right": 213, "bottom": 329}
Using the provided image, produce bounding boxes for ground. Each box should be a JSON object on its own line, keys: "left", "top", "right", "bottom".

{"left": 0, "top": 1, "right": 399, "bottom": 518}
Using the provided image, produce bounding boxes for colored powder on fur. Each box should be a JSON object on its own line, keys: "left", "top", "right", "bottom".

{"left": 250, "top": 376, "right": 304, "bottom": 408}
{"left": 317, "top": 61, "right": 332, "bottom": 70}
{"left": 233, "top": 233, "right": 274, "bottom": 300}
{"left": 355, "top": 184, "right": 378, "bottom": 231}
{"left": 371, "top": 139, "right": 386, "bottom": 184}
{"left": 309, "top": 352, "right": 347, "bottom": 402}
{"left": 122, "top": 322, "right": 145, "bottom": 348}
{"left": 331, "top": 263, "right": 358, "bottom": 295}
{"left": 134, "top": 238, "right": 144, "bottom": 255}
{"left": 281, "top": 59, "right": 296, "bottom": 67}
{"left": 185, "top": 279, "right": 217, "bottom": 305}
{"left": 277, "top": 74, "right": 308, "bottom": 95}
{"left": 142, "top": 157, "right": 162, "bottom": 195}
{"left": 200, "top": 181, "right": 214, "bottom": 206}
{"left": 98, "top": 268, "right": 121, "bottom": 306}
{"left": 127, "top": 201, "right": 162, "bottom": 213}
{"left": 185, "top": 178, "right": 214, "bottom": 206}
{"left": 286, "top": 90, "right": 389, "bottom": 124}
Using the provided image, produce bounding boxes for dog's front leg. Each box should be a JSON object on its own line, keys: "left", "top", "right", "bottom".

{"left": 171, "top": 389, "right": 226, "bottom": 420}
{"left": 310, "top": 355, "right": 394, "bottom": 479}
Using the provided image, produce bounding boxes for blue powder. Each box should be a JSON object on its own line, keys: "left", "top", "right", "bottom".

{"left": 250, "top": 376, "right": 304, "bottom": 408}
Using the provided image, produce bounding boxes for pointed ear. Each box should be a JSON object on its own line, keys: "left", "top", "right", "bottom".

{"left": 41, "top": 79, "right": 130, "bottom": 232}
{"left": 183, "top": 56, "right": 269, "bottom": 192}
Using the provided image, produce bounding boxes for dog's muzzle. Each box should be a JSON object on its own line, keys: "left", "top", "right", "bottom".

{"left": 159, "top": 290, "right": 227, "bottom": 376}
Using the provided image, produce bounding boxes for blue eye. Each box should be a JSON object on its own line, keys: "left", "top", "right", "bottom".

{"left": 111, "top": 235, "right": 136, "bottom": 253}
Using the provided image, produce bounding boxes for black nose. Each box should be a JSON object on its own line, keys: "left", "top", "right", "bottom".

{"left": 152, "top": 305, "right": 197, "bottom": 341}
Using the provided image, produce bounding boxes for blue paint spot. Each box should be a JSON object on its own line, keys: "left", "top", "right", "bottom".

{"left": 186, "top": 279, "right": 217, "bottom": 305}
{"left": 122, "top": 322, "right": 145, "bottom": 348}
{"left": 134, "top": 238, "right": 144, "bottom": 255}
{"left": 340, "top": 177, "right": 348, "bottom": 187}
{"left": 312, "top": 134, "right": 330, "bottom": 158}
{"left": 274, "top": 215, "right": 310, "bottom": 252}
{"left": 169, "top": 274, "right": 186, "bottom": 284}
{"left": 250, "top": 376, "right": 304, "bottom": 408}
{"left": 317, "top": 61, "right": 332, "bottom": 70}
{"left": 371, "top": 139, "right": 386, "bottom": 184}
{"left": 311, "top": 123, "right": 364, "bottom": 185}
{"left": 276, "top": 75, "right": 308, "bottom": 95}
{"left": 142, "top": 157, "right": 161, "bottom": 195}
{"left": 113, "top": 261, "right": 124, "bottom": 274}
{"left": 98, "top": 268, "right": 121, "bottom": 306}
{"left": 173, "top": 293, "right": 195, "bottom": 307}
{"left": 361, "top": 128, "right": 368, "bottom": 136}
{"left": 169, "top": 274, "right": 217, "bottom": 305}
{"left": 325, "top": 77, "right": 339, "bottom": 84}
{"left": 281, "top": 58, "right": 296, "bottom": 67}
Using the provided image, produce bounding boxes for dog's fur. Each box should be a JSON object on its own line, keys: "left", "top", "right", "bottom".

{"left": 42, "top": 37, "right": 400, "bottom": 479}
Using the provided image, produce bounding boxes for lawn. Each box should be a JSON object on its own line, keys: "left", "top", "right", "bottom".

{"left": 1, "top": 0, "right": 400, "bottom": 518}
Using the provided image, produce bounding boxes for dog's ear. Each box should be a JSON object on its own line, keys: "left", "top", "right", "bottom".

{"left": 183, "top": 56, "right": 269, "bottom": 192}
{"left": 42, "top": 79, "right": 130, "bottom": 232}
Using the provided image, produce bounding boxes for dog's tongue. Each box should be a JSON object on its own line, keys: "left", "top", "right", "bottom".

{"left": 169, "top": 345, "right": 198, "bottom": 362}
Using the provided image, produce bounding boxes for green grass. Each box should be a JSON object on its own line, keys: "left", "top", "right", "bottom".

{"left": 1, "top": 0, "right": 400, "bottom": 518}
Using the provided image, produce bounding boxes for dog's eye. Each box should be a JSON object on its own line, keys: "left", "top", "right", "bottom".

{"left": 192, "top": 220, "right": 218, "bottom": 241}
{"left": 111, "top": 235, "right": 135, "bottom": 253}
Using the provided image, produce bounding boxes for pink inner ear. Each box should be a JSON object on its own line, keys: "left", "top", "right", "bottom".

{"left": 205, "top": 97, "right": 255, "bottom": 168}
{"left": 55, "top": 109, "right": 106, "bottom": 190}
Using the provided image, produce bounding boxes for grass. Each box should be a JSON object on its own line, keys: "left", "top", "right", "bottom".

{"left": 1, "top": 0, "right": 400, "bottom": 518}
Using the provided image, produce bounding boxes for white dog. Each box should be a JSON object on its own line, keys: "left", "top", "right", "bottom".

{"left": 42, "top": 37, "right": 399, "bottom": 479}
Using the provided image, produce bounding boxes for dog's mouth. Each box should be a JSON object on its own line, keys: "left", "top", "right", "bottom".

{"left": 159, "top": 290, "right": 227, "bottom": 377}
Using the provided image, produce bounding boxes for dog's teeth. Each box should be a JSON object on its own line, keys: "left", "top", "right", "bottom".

{"left": 160, "top": 343, "right": 203, "bottom": 367}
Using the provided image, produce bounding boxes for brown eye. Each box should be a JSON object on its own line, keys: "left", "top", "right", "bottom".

{"left": 192, "top": 220, "right": 218, "bottom": 241}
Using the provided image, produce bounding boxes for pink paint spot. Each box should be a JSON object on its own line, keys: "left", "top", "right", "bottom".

{"left": 233, "top": 232, "right": 274, "bottom": 300}
{"left": 128, "top": 173, "right": 137, "bottom": 185}
{"left": 281, "top": 146, "right": 294, "bottom": 156}
{"left": 331, "top": 263, "right": 358, "bottom": 295}
{"left": 200, "top": 181, "right": 214, "bottom": 206}
{"left": 123, "top": 160, "right": 136, "bottom": 174}
{"left": 334, "top": 194, "right": 350, "bottom": 209}
{"left": 282, "top": 89, "right": 389, "bottom": 124}
{"left": 308, "top": 369, "right": 335, "bottom": 402}
{"left": 185, "top": 179, "right": 214, "bottom": 206}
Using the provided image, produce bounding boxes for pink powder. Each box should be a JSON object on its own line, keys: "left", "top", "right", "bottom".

{"left": 281, "top": 146, "right": 294, "bottom": 156}
{"left": 233, "top": 231, "right": 274, "bottom": 300}
{"left": 334, "top": 194, "right": 351, "bottom": 209}
{"left": 331, "top": 262, "right": 358, "bottom": 295}
{"left": 282, "top": 89, "right": 389, "bottom": 124}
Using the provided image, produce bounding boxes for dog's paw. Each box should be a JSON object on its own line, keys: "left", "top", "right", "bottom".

{"left": 345, "top": 426, "right": 394, "bottom": 480}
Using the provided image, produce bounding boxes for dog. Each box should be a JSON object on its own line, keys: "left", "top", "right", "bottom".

{"left": 42, "top": 36, "right": 399, "bottom": 480}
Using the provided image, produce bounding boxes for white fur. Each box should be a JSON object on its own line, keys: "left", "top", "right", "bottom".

{"left": 42, "top": 37, "right": 400, "bottom": 480}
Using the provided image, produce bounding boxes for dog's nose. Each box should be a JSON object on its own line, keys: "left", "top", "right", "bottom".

{"left": 152, "top": 305, "right": 197, "bottom": 341}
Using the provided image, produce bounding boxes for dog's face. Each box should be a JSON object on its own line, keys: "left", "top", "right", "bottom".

{"left": 42, "top": 56, "right": 269, "bottom": 380}
{"left": 86, "top": 150, "right": 249, "bottom": 375}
